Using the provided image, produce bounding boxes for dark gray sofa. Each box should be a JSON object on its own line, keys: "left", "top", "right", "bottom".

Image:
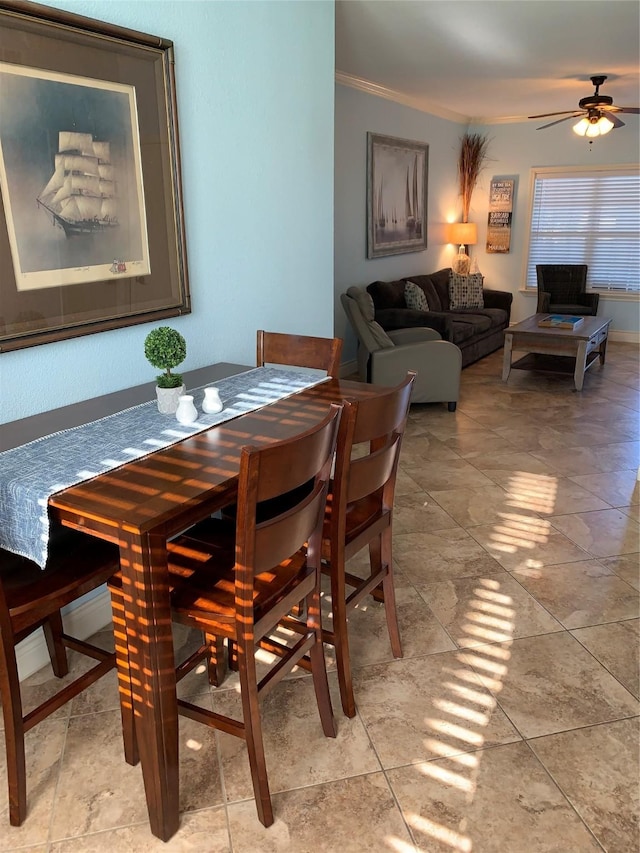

{"left": 367, "top": 268, "right": 513, "bottom": 368}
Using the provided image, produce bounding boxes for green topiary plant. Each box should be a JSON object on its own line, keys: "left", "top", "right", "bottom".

{"left": 144, "top": 326, "right": 186, "bottom": 389}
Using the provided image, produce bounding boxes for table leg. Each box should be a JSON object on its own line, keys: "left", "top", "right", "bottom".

{"left": 120, "top": 529, "right": 180, "bottom": 842}
{"left": 574, "top": 341, "right": 588, "bottom": 391}
{"left": 599, "top": 335, "right": 608, "bottom": 365}
{"left": 502, "top": 333, "right": 513, "bottom": 381}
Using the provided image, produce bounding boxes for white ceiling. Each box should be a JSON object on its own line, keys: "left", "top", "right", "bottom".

{"left": 335, "top": 0, "right": 640, "bottom": 125}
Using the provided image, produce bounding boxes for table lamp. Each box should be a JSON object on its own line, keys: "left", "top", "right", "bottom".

{"left": 448, "top": 222, "right": 477, "bottom": 275}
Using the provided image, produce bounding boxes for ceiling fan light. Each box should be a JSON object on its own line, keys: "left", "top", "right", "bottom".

{"left": 598, "top": 116, "right": 614, "bottom": 135}
{"left": 573, "top": 117, "right": 590, "bottom": 136}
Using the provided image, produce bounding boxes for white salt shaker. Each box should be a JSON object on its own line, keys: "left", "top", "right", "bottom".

{"left": 202, "top": 386, "right": 223, "bottom": 414}
{"left": 175, "top": 394, "right": 198, "bottom": 424}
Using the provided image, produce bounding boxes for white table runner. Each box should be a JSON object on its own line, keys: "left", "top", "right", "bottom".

{"left": 0, "top": 367, "right": 326, "bottom": 568}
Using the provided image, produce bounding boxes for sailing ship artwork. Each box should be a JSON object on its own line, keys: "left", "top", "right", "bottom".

{"left": 367, "top": 133, "right": 428, "bottom": 259}
{"left": 37, "top": 131, "right": 119, "bottom": 238}
{"left": 0, "top": 62, "right": 150, "bottom": 292}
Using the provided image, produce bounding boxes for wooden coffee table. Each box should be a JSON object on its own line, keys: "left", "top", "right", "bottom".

{"left": 502, "top": 313, "right": 612, "bottom": 391}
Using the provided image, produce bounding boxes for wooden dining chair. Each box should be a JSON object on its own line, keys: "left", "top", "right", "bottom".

{"left": 256, "top": 330, "right": 343, "bottom": 376}
{"left": 320, "top": 371, "right": 415, "bottom": 718}
{"left": 0, "top": 528, "right": 121, "bottom": 826}
{"left": 110, "top": 403, "right": 341, "bottom": 827}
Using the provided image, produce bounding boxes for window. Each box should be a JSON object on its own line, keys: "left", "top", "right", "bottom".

{"left": 525, "top": 166, "right": 640, "bottom": 294}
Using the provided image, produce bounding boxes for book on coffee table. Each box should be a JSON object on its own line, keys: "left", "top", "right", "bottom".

{"left": 537, "top": 314, "right": 584, "bottom": 330}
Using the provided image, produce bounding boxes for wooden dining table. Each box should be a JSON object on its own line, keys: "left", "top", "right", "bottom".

{"left": 1, "top": 363, "right": 381, "bottom": 842}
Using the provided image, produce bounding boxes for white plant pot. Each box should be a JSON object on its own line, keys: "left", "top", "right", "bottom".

{"left": 155, "top": 384, "right": 186, "bottom": 414}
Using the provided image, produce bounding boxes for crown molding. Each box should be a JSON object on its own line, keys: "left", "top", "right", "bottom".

{"left": 335, "top": 72, "right": 534, "bottom": 127}
{"left": 470, "top": 114, "right": 534, "bottom": 126}
{"left": 335, "top": 71, "right": 468, "bottom": 124}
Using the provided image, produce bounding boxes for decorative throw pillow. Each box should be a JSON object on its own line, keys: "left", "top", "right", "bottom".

{"left": 449, "top": 271, "right": 484, "bottom": 309}
{"left": 404, "top": 281, "right": 429, "bottom": 311}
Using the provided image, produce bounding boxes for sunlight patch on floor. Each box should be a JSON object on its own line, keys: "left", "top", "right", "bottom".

{"left": 407, "top": 472, "right": 540, "bottom": 851}
{"left": 506, "top": 471, "right": 559, "bottom": 515}
{"left": 406, "top": 812, "right": 473, "bottom": 851}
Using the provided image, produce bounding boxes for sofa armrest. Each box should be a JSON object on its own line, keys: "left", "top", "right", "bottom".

{"left": 388, "top": 327, "right": 442, "bottom": 345}
{"left": 483, "top": 289, "right": 513, "bottom": 321}
{"left": 374, "top": 308, "right": 452, "bottom": 341}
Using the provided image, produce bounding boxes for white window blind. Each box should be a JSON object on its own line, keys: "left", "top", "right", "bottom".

{"left": 526, "top": 167, "right": 640, "bottom": 293}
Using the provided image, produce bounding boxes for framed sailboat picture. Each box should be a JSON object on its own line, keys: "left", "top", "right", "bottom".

{"left": 0, "top": 2, "right": 190, "bottom": 352}
{"left": 367, "top": 133, "right": 428, "bottom": 259}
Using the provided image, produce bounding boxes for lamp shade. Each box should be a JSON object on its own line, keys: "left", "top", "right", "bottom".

{"left": 448, "top": 222, "right": 477, "bottom": 245}
{"left": 573, "top": 114, "right": 614, "bottom": 138}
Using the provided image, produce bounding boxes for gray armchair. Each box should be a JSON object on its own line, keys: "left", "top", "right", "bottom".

{"left": 341, "top": 287, "right": 462, "bottom": 410}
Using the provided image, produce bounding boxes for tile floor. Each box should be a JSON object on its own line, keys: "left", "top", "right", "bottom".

{"left": 2, "top": 343, "right": 639, "bottom": 852}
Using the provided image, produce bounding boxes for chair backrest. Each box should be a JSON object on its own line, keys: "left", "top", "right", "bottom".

{"left": 256, "top": 331, "right": 343, "bottom": 376}
{"left": 328, "top": 372, "right": 415, "bottom": 540}
{"left": 536, "top": 264, "right": 588, "bottom": 303}
{"left": 341, "top": 288, "right": 395, "bottom": 381}
{"left": 234, "top": 403, "right": 342, "bottom": 598}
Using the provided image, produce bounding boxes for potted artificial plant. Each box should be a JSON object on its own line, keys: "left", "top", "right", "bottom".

{"left": 144, "top": 326, "right": 187, "bottom": 414}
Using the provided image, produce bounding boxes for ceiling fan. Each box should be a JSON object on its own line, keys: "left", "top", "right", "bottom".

{"left": 529, "top": 75, "right": 640, "bottom": 136}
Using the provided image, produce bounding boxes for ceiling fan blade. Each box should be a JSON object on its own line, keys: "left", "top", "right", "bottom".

{"left": 528, "top": 110, "right": 577, "bottom": 119}
{"left": 536, "top": 114, "right": 582, "bottom": 130}
{"left": 613, "top": 106, "right": 640, "bottom": 114}
{"left": 603, "top": 111, "right": 625, "bottom": 128}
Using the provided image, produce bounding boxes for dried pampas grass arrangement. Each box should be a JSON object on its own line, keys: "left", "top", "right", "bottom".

{"left": 458, "top": 132, "right": 490, "bottom": 223}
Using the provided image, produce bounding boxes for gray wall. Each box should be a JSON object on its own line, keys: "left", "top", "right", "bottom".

{"left": 334, "top": 84, "right": 465, "bottom": 365}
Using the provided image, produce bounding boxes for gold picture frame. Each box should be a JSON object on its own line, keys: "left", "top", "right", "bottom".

{"left": 0, "top": 1, "right": 190, "bottom": 352}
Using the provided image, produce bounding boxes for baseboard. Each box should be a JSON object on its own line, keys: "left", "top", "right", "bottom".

{"left": 16, "top": 586, "right": 113, "bottom": 681}
{"left": 609, "top": 330, "right": 640, "bottom": 344}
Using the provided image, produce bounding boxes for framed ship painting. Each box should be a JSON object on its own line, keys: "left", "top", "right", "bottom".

{"left": 0, "top": 2, "right": 190, "bottom": 352}
{"left": 367, "top": 133, "right": 428, "bottom": 259}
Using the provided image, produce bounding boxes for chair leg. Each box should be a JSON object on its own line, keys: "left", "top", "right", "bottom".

{"left": 42, "top": 611, "right": 69, "bottom": 678}
{"left": 227, "top": 638, "right": 239, "bottom": 671}
{"left": 378, "top": 528, "right": 402, "bottom": 658}
{"left": 448, "top": 402, "right": 457, "bottom": 412}
{"left": 0, "top": 643, "right": 28, "bottom": 825}
{"left": 305, "top": 587, "right": 336, "bottom": 738}
{"left": 237, "top": 640, "right": 273, "bottom": 827}
{"left": 330, "top": 559, "right": 356, "bottom": 719}
{"left": 205, "top": 633, "right": 227, "bottom": 686}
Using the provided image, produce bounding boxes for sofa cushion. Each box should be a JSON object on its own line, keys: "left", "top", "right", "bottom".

{"left": 404, "top": 281, "right": 429, "bottom": 311}
{"left": 367, "top": 279, "right": 408, "bottom": 310}
{"left": 449, "top": 272, "right": 484, "bottom": 309}
{"left": 429, "top": 268, "right": 452, "bottom": 311}
{"left": 450, "top": 314, "right": 492, "bottom": 339}
{"left": 448, "top": 321, "right": 476, "bottom": 344}
{"left": 454, "top": 307, "right": 508, "bottom": 330}
{"left": 374, "top": 308, "right": 451, "bottom": 340}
